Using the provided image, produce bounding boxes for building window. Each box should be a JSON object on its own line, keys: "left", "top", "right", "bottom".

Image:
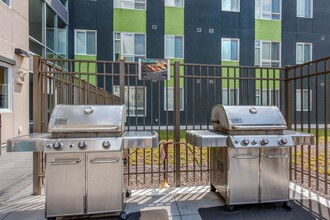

{"left": 114, "top": 86, "right": 147, "bottom": 117}
{"left": 222, "top": 0, "right": 239, "bottom": 12}
{"left": 165, "top": 0, "right": 184, "bottom": 7}
{"left": 114, "top": 32, "right": 146, "bottom": 62}
{"left": 256, "top": 89, "right": 280, "bottom": 106}
{"left": 296, "top": 42, "right": 312, "bottom": 64}
{"left": 164, "top": 88, "right": 184, "bottom": 111}
{"left": 255, "top": 0, "right": 281, "bottom": 20}
{"left": 296, "top": 89, "right": 312, "bottom": 111}
{"left": 1, "top": 0, "right": 10, "bottom": 6}
{"left": 0, "top": 63, "right": 11, "bottom": 111}
{"left": 114, "top": 0, "right": 146, "bottom": 10}
{"left": 222, "top": 38, "right": 239, "bottom": 61}
{"left": 165, "top": 35, "right": 184, "bottom": 59}
{"left": 222, "top": 89, "right": 239, "bottom": 105}
{"left": 297, "top": 0, "right": 312, "bottom": 18}
{"left": 75, "top": 30, "right": 97, "bottom": 55}
{"left": 255, "top": 40, "right": 281, "bottom": 67}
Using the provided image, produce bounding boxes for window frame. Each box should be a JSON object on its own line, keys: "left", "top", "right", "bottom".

{"left": 255, "top": 40, "right": 281, "bottom": 67}
{"left": 0, "top": 62, "right": 12, "bottom": 112}
{"left": 164, "top": 87, "right": 184, "bottom": 111}
{"left": 256, "top": 0, "right": 282, "bottom": 21}
{"left": 296, "top": 42, "right": 312, "bottom": 64}
{"left": 221, "top": 38, "right": 240, "bottom": 62}
{"left": 297, "top": 0, "right": 313, "bottom": 18}
{"left": 296, "top": 89, "right": 312, "bottom": 111}
{"left": 222, "top": 88, "right": 239, "bottom": 105}
{"left": 256, "top": 89, "right": 280, "bottom": 106}
{"left": 164, "top": 35, "right": 184, "bottom": 59}
{"left": 165, "top": 0, "right": 184, "bottom": 7}
{"left": 113, "top": 85, "right": 147, "bottom": 117}
{"left": 74, "top": 29, "right": 97, "bottom": 56}
{"left": 114, "top": 0, "right": 147, "bottom": 10}
{"left": 113, "top": 32, "right": 146, "bottom": 62}
{"left": 222, "top": 0, "right": 240, "bottom": 12}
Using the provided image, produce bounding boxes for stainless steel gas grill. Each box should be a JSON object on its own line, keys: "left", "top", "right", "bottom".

{"left": 7, "top": 105, "right": 159, "bottom": 220}
{"left": 186, "top": 105, "right": 314, "bottom": 211}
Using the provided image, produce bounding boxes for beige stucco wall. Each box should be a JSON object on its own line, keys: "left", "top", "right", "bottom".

{"left": 0, "top": 0, "right": 30, "bottom": 145}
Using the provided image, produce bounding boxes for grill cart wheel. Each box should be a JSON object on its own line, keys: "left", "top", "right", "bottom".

{"left": 210, "top": 184, "right": 216, "bottom": 192}
{"left": 125, "top": 190, "right": 132, "bottom": 198}
{"left": 282, "top": 201, "right": 293, "bottom": 210}
{"left": 120, "top": 211, "right": 128, "bottom": 220}
{"left": 226, "top": 205, "right": 235, "bottom": 212}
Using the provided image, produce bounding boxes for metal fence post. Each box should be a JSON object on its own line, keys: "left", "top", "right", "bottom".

{"left": 284, "top": 65, "right": 292, "bottom": 130}
{"left": 32, "top": 55, "right": 42, "bottom": 195}
{"left": 174, "top": 61, "right": 181, "bottom": 187}
{"left": 119, "top": 59, "right": 125, "bottom": 105}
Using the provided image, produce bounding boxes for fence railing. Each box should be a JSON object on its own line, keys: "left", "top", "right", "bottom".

{"left": 32, "top": 55, "right": 330, "bottom": 198}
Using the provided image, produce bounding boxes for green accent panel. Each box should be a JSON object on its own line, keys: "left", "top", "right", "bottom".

{"left": 255, "top": 19, "right": 281, "bottom": 41}
{"left": 167, "top": 59, "right": 184, "bottom": 87}
{"left": 114, "top": 9, "right": 146, "bottom": 33}
{"left": 74, "top": 55, "right": 97, "bottom": 86}
{"left": 221, "top": 61, "right": 240, "bottom": 88}
{"left": 255, "top": 69, "right": 280, "bottom": 89}
{"left": 165, "top": 7, "right": 184, "bottom": 35}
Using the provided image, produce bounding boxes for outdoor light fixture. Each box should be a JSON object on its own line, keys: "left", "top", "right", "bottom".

{"left": 14, "top": 48, "right": 30, "bottom": 58}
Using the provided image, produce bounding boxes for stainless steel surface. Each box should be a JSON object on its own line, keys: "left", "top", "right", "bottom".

{"left": 123, "top": 131, "right": 159, "bottom": 149}
{"left": 186, "top": 130, "right": 227, "bottom": 147}
{"left": 227, "top": 135, "right": 294, "bottom": 148}
{"left": 46, "top": 153, "right": 85, "bottom": 217}
{"left": 283, "top": 130, "right": 315, "bottom": 145}
{"left": 48, "top": 105, "right": 126, "bottom": 137}
{"left": 7, "top": 133, "right": 51, "bottom": 152}
{"left": 86, "top": 152, "right": 124, "bottom": 214}
{"left": 260, "top": 148, "right": 290, "bottom": 203}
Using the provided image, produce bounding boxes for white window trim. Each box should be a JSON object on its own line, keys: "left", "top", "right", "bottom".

{"left": 221, "top": 38, "right": 240, "bottom": 62}
{"left": 255, "top": 40, "right": 281, "bottom": 67}
{"left": 113, "top": 32, "right": 146, "bottom": 62}
{"left": 113, "top": 86, "right": 147, "bottom": 117}
{"left": 164, "top": 35, "right": 184, "bottom": 59}
{"left": 164, "top": 87, "right": 184, "bottom": 111}
{"left": 222, "top": 0, "right": 240, "bottom": 12}
{"left": 222, "top": 88, "right": 239, "bottom": 105}
{"left": 165, "top": 0, "right": 184, "bottom": 7}
{"left": 296, "top": 42, "right": 312, "bottom": 64}
{"left": 114, "top": 0, "right": 147, "bottom": 10}
{"left": 1, "top": 0, "right": 11, "bottom": 7}
{"left": 256, "top": 0, "right": 282, "bottom": 21}
{"left": 297, "top": 0, "right": 313, "bottom": 18}
{"left": 296, "top": 89, "right": 312, "bottom": 111}
{"left": 0, "top": 61, "right": 12, "bottom": 112}
{"left": 74, "top": 29, "right": 97, "bottom": 56}
{"left": 256, "top": 89, "right": 280, "bottom": 106}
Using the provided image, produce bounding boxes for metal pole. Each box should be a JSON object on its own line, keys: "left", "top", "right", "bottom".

{"left": 119, "top": 59, "right": 125, "bottom": 105}
{"left": 32, "top": 55, "right": 42, "bottom": 195}
{"left": 174, "top": 61, "right": 181, "bottom": 187}
{"left": 284, "top": 65, "right": 292, "bottom": 130}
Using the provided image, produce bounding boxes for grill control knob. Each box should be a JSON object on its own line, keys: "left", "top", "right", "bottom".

{"left": 242, "top": 139, "right": 250, "bottom": 146}
{"left": 261, "top": 138, "right": 269, "bottom": 145}
{"left": 252, "top": 139, "right": 258, "bottom": 145}
{"left": 279, "top": 138, "right": 288, "bottom": 145}
{"left": 102, "top": 141, "right": 111, "bottom": 149}
{"left": 53, "top": 142, "right": 63, "bottom": 150}
{"left": 78, "top": 141, "right": 87, "bottom": 150}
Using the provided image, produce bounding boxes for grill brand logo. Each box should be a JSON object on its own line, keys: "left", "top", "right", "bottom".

{"left": 54, "top": 118, "right": 68, "bottom": 125}
{"left": 231, "top": 117, "right": 243, "bottom": 123}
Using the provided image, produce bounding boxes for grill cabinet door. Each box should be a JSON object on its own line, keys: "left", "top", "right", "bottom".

{"left": 87, "top": 152, "right": 123, "bottom": 214}
{"left": 46, "top": 153, "right": 85, "bottom": 217}
{"left": 260, "top": 148, "right": 290, "bottom": 202}
{"left": 229, "top": 148, "right": 259, "bottom": 205}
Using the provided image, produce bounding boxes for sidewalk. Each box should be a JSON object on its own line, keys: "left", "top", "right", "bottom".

{"left": 0, "top": 151, "right": 329, "bottom": 220}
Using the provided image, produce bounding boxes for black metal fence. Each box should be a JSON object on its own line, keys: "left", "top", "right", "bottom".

{"left": 32, "top": 55, "right": 330, "bottom": 197}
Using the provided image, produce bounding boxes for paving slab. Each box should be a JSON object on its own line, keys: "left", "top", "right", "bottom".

{"left": 0, "top": 168, "right": 32, "bottom": 180}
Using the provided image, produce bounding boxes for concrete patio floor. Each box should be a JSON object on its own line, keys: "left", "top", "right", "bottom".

{"left": 0, "top": 150, "right": 329, "bottom": 220}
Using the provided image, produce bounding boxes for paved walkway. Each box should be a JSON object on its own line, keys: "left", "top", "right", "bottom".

{"left": 0, "top": 150, "right": 329, "bottom": 220}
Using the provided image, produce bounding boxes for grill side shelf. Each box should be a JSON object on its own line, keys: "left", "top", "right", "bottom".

{"left": 283, "top": 130, "right": 314, "bottom": 145}
{"left": 122, "top": 131, "right": 159, "bottom": 149}
{"left": 186, "top": 130, "right": 228, "bottom": 147}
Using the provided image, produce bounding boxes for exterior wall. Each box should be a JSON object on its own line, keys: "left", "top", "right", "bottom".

{"left": 0, "top": 0, "right": 30, "bottom": 144}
